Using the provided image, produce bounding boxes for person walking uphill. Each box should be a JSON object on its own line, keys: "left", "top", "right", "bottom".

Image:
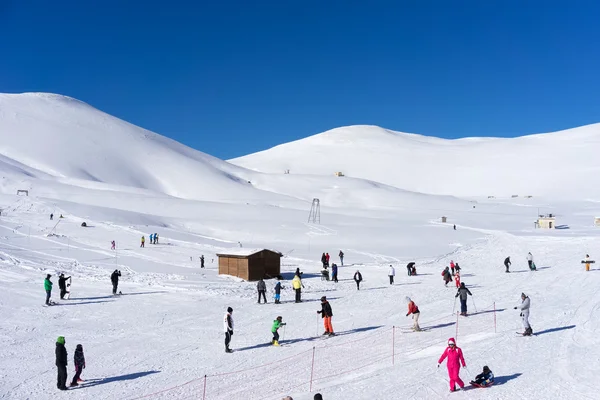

{"left": 504, "top": 256, "right": 511, "bottom": 273}
{"left": 55, "top": 336, "right": 68, "bottom": 390}
{"left": 44, "top": 274, "right": 53, "bottom": 305}
{"left": 257, "top": 278, "right": 267, "bottom": 303}
{"left": 70, "top": 344, "right": 86, "bottom": 386}
{"left": 339, "top": 250, "right": 344, "bottom": 266}
{"left": 406, "top": 297, "right": 421, "bottom": 331}
{"left": 292, "top": 273, "right": 303, "bottom": 303}
{"left": 455, "top": 282, "right": 472, "bottom": 316}
{"left": 388, "top": 265, "right": 395, "bottom": 285}
{"left": 354, "top": 270, "right": 363, "bottom": 290}
{"left": 317, "top": 296, "right": 334, "bottom": 335}
{"left": 271, "top": 316, "right": 286, "bottom": 346}
{"left": 224, "top": 307, "right": 234, "bottom": 353}
{"left": 111, "top": 269, "right": 121, "bottom": 295}
{"left": 58, "top": 273, "right": 71, "bottom": 300}
{"left": 515, "top": 293, "right": 532, "bottom": 336}
{"left": 438, "top": 338, "right": 466, "bottom": 392}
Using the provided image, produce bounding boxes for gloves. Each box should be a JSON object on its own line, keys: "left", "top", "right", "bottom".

{"left": 317, "top": 310, "right": 321, "bottom": 314}
{"left": 282, "top": 323, "right": 287, "bottom": 326}
{"left": 406, "top": 313, "right": 409, "bottom": 316}
{"left": 437, "top": 364, "right": 440, "bottom": 368}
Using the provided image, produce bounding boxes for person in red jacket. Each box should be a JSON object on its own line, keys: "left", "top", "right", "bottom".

{"left": 438, "top": 338, "right": 466, "bottom": 392}
{"left": 454, "top": 271, "right": 461, "bottom": 289}
{"left": 405, "top": 297, "right": 421, "bottom": 331}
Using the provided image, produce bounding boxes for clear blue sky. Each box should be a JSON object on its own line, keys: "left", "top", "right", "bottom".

{"left": 1, "top": 1, "right": 599, "bottom": 159}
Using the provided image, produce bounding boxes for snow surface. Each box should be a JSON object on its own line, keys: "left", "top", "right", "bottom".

{"left": 1, "top": 93, "right": 600, "bottom": 400}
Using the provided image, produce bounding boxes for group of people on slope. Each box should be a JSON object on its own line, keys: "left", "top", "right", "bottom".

{"left": 321, "top": 251, "right": 345, "bottom": 268}
{"left": 141, "top": 233, "right": 160, "bottom": 247}
{"left": 503, "top": 252, "right": 537, "bottom": 273}
{"left": 54, "top": 336, "right": 86, "bottom": 390}
{"left": 437, "top": 337, "right": 495, "bottom": 392}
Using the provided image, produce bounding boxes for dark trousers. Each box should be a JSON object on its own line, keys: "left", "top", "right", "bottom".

{"left": 71, "top": 365, "right": 82, "bottom": 385}
{"left": 505, "top": 263, "right": 510, "bottom": 272}
{"left": 225, "top": 332, "right": 232, "bottom": 349}
{"left": 295, "top": 288, "right": 301, "bottom": 302}
{"left": 460, "top": 299, "right": 468, "bottom": 314}
{"left": 355, "top": 281, "right": 360, "bottom": 290}
{"left": 528, "top": 260, "right": 533, "bottom": 269}
{"left": 407, "top": 268, "right": 411, "bottom": 276}
{"left": 340, "top": 257, "right": 343, "bottom": 266}
{"left": 112, "top": 282, "right": 118, "bottom": 294}
{"left": 57, "top": 365, "right": 67, "bottom": 389}
{"left": 332, "top": 273, "right": 338, "bottom": 283}
{"left": 60, "top": 288, "right": 67, "bottom": 299}
{"left": 46, "top": 290, "right": 51, "bottom": 305}
{"left": 389, "top": 276, "right": 394, "bottom": 284}
{"left": 272, "top": 330, "right": 279, "bottom": 342}
{"left": 258, "top": 290, "right": 267, "bottom": 303}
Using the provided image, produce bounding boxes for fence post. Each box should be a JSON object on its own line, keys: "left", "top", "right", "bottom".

{"left": 392, "top": 326, "right": 395, "bottom": 365}
{"left": 203, "top": 375, "right": 207, "bottom": 400}
{"left": 309, "top": 347, "right": 316, "bottom": 392}
{"left": 455, "top": 311, "right": 459, "bottom": 340}
{"left": 493, "top": 302, "right": 497, "bottom": 333}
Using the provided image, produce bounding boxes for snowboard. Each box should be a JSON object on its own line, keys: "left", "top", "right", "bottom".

{"left": 581, "top": 260, "right": 596, "bottom": 264}
{"left": 65, "top": 277, "right": 72, "bottom": 299}
{"left": 470, "top": 382, "right": 493, "bottom": 388}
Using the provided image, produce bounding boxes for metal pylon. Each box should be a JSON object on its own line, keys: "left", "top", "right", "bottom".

{"left": 308, "top": 198, "right": 320, "bottom": 224}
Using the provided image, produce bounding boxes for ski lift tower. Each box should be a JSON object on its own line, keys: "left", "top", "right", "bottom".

{"left": 308, "top": 198, "right": 320, "bottom": 224}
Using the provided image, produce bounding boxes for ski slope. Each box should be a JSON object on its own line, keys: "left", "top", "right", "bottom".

{"left": 0, "top": 93, "right": 600, "bottom": 400}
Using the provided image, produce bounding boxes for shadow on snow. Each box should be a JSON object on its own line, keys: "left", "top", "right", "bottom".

{"left": 70, "top": 291, "right": 167, "bottom": 301}
{"left": 74, "top": 371, "right": 160, "bottom": 388}
{"left": 492, "top": 373, "right": 523, "bottom": 386}
{"left": 535, "top": 325, "right": 575, "bottom": 336}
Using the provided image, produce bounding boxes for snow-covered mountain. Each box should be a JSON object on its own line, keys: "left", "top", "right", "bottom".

{"left": 230, "top": 124, "right": 600, "bottom": 198}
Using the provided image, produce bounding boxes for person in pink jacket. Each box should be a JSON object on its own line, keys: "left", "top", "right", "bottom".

{"left": 438, "top": 337, "right": 466, "bottom": 392}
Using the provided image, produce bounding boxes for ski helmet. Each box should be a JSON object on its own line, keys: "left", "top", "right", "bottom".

{"left": 227, "top": 307, "right": 233, "bottom": 313}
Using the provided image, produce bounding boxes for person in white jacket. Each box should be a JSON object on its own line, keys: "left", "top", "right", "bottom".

{"left": 514, "top": 293, "right": 532, "bottom": 336}
{"left": 526, "top": 252, "right": 536, "bottom": 270}
{"left": 224, "top": 307, "right": 234, "bottom": 353}
{"left": 388, "top": 265, "right": 395, "bottom": 285}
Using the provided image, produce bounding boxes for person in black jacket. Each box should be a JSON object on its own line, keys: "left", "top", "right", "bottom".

{"left": 257, "top": 278, "right": 267, "bottom": 303}
{"left": 55, "top": 336, "right": 68, "bottom": 390}
{"left": 317, "top": 296, "right": 335, "bottom": 335}
{"left": 111, "top": 270, "right": 121, "bottom": 294}
{"left": 407, "top": 262, "right": 415, "bottom": 276}
{"left": 504, "top": 257, "right": 511, "bottom": 273}
{"left": 353, "top": 270, "right": 363, "bottom": 290}
{"left": 70, "top": 344, "right": 86, "bottom": 386}
{"left": 58, "top": 273, "right": 71, "bottom": 299}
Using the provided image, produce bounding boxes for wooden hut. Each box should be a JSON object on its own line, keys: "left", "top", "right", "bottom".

{"left": 217, "top": 249, "right": 282, "bottom": 281}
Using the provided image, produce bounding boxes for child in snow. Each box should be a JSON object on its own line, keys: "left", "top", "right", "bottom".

{"left": 470, "top": 365, "right": 494, "bottom": 387}
{"left": 331, "top": 263, "right": 338, "bottom": 283}
{"left": 70, "top": 344, "right": 86, "bottom": 386}
{"left": 454, "top": 271, "right": 461, "bottom": 289}
{"left": 455, "top": 282, "right": 472, "bottom": 316}
{"left": 140, "top": 236, "right": 145, "bottom": 248}
{"left": 317, "top": 296, "right": 334, "bottom": 335}
{"left": 271, "top": 316, "right": 286, "bottom": 346}
{"left": 274, "top": 280, "right": 282, "bottom": 304}
{"left": 438, "top": 337, "right": 466, "bottom": 392}
{"left": 405, "top": 297, "right": 421, "bottom": 331}
{"left": 44, "top": 274, "right": 53, "bottom": 305}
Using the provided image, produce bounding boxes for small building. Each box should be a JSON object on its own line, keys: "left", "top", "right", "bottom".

{"left": 217, "top": 248, "right": 282, "bottom": 281}
{"left": 441, "top": 216, "right": 447, "bottom": 223}
{"left": 536, "top": 214, "right": 556, "bottom": 229}
{"left": 334, "top": 172, "right": 344, "bottom": 177}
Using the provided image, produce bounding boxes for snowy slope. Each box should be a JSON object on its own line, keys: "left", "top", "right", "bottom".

{"left": 230, "top": 124, "right": 600, "bottom": 198}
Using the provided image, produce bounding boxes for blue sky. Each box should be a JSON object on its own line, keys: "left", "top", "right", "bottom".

{"left": 1, "top": 1, "right": 599, "bottom": 159}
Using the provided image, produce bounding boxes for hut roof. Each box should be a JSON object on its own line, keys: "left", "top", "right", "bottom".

{"left": 216, "top": 248, "right": 282, "bottom": 258}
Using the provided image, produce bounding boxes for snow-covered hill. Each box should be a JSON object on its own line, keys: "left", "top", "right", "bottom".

{"left": 230, "top": 124, "right": 600, "bottom": 198}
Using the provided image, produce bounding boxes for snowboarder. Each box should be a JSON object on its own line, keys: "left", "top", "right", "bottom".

{"left": 224, "top": 307, "right": 234, "bottom": 353}
{"left": 140, "top": 236, "right": 145, "bottom": 248}
{"left": 353, "top": 270, "right": 363, "bottom": 290}
{"left": 450, "top": 260, "right": 455, "bottom": 275}
{"left": 58, "top": 273, "right": 71, "bottom": 300}
{"left": 331, "top": 263, "right": 338, "bottom": 283}
{"left": 292, "top": 273, "right": 303, "bottom": 303}
{"left": 271, "top": 316, "right": 286, "bottom": 346}
{"left": 582, "top": 254, "right": 595, "bottom": 271}
{"left": 405, "top": 297, "right": 421, "bottom": 331}
{"left": 527, "top": 252, "right": 536, "bottom": 270}
{"left": 514, "top": 292, "right": 532, "bottom": 336}
{"left": 317, "top": 296, "right": 334, "bottom": 335}
{"left": 388, "top": 265, "right": 395, "bottom": 285}
{"left": 55, "top": 336, "right": 68, "bottom": 390}
{"left": 407, "top": 262, "right": 415, "bottom": 276}
{"left": 321, "top": 253, "right": 327, "bottom": 268}
{"left": 455, "top": 282, "right": 472, "bottom": 316}
{"left": 454, "top": 271, "right": 461, "bottom": 289}
{"left": 325, "top": 252, "right": 330, "bottom": 267}
{"left": 70, "top": 344, "right": 86, "bottom": 386}
{"left": 257, "top": 278, "right": 267, "bottom": 303}
{"left": 44, "top": 274, "right": 53, "bottom": 305}
{"left": 111, "top": 240, "right": 116, "bottom": 250}
{"left": 438, "top": 337, "right": 466, "bottom": 392}
{"left": 50, "top": 213, "right": 54, "bottom": 220}
{"left": 442, "top": 267, "right": 453, "bottom": 286}
{"left": 274, "top": 279, "right": 282, "bottom": 304}
{"left": 339, "top": 250, "right": 344, "bottom": 266}
{"left": 111, "top": 269, "right": 121, "bottom": 295}
{"left": 504, "top": 256, "right": 511, "bottom": 273}
{"left": 200, "top": 255, "right": 205, "bottom": 268}
{"left": 470, "top": 365, "right": 494, "bottom": 388}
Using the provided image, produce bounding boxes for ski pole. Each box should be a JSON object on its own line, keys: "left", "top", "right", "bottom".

{"left": 471, "top": 296, "right": 478, "bottom": 312}
{"left": 316, "top": 313, "right": 319, "bottom": 336}
{"left": 282, "top": 324, "right": 286, "bottom": 342}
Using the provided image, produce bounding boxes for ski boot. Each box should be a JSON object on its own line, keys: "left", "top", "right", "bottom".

{"left": 273, "top": 341, "right": 280, "bottom": 346}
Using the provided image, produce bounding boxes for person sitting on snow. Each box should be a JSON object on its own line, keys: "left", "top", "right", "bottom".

{"left": 470, "top": 365, "right": 494, "bottom": 387}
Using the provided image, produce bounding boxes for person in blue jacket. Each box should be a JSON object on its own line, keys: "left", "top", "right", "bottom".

{"left": 331, "top": 263, "right": 338, "bottom": 283}
{"left": 470, "top": 366, "right": 494, "bottom": 387}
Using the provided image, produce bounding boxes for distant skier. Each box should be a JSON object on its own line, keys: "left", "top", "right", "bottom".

{"left": 438, "top": 337, "right": 466, "bottom": 392}
{"left": 455, "top": 282, "right": 472, "bottom": 316}
{"left": 339, "top": 250, "right": 344, "bottom": 266}
{"left": 140, "top": 236, "right": 145, "bottom": 248}
{"left": 526, "top": 252, "right": 536, "bottom": 270}
{"left": 514, "top": 293, "right": 532, "bottom": 336}
{"left": 317, "top": 296, "right": 334, "bottom": 335}
{"left": 321, "top": 253, "right": 327, "bottom": 268}
{"left": 407, "top": 262, "right": 415, "bottom": 276}
{"left": 454, "top": 263, "right": 461, "bottom": 274}
{"left": 257, "top": 278, "right": 267, "bottom": 304}
{"left": 450, "top": 260, "right": 456, "bottom": 275}
{"left": 388, "top": 265, "right": 395, "bottom": 285}
{"left": 224, "top": 307, "right": 234, "bottom": 353}
{"left": 442, "top": 267, "right": 453, "bottom": 286}
{"left": 274, "top": 279, "right": 282, "bottom": 304}
{"left": 292, "top": 273, "right": 303, "bottom": 303}
{"left": 50, "top": 213, "right": 54, "bottom": 220}
{"left": 44, "top": 274, "right": 53, "bottom": 305}
{"left": 111, "top": 240, "right": 116, "bottom": 250}
{"left": 470, "top": 365, "right": 494, "bottom": 388}
{"left": 70, "top": 344, "right": 86, "bottom": 387}
{"left": 454, "top": 271, "right": 461, "bottom": 289}
{"left": 405, "top": 297, "right": 421, "bottom": 331}
{"left": 154, "top": 233, "right": 159, "bottom": 244}
{"left": 111, "top": 269, "right": 121, "bottom": 295}
{"left": 453, "top": 224, "right": 456, "bottom": 230}
{"left": 200, "top": 255, "right": 205, "bottom": 268}
{"left": 325, "top": 252, "right": 330, "bottom": 267}
{"left": 58, "top": 273, "right": 71, "bottom": 300}
{"left": 504, "top": 256, "right": 511, "bottom": 273}
{"left": 353, "top": 270, "right": 363, "bottom": 290}
{"left": 331, "top": 263, "right": 338, "bottom": 283}
{"left": 149, "top": 233, "right": 154, "bottom": 244}
{"left": 582, "top": 254, "right": 594, "bottom": 271}
{"left": 271, "top": 316, "right": 286, "bottom": 346}
{"left": 55, "top": 336, "right": 68, "bottom": 391}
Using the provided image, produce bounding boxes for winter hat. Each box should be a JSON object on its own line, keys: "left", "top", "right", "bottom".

{"left": 276, "top": 316, "right": 282, "bottom": 321}
{"left": 76, "top": 344, "right": 83, "bottom": 351}
{"left": 521, "top": 292, "right": 526, "bottom": 298}
{"left": 314, "top": 394, "right": 323, "bottom": 400}
{"left": 227, "top": 307, "right": 233, "bottom": 313}
{"left": 460, "top": 282, "right": 465, "bottom": 288}
{"left": 405, "top": 296, "right": 412, "bottom": 303}
{"left": 56, "top": 336, "right": 65, "bottom": 345}
{"left": 483, "top": 366, "right": 490, "bottom": 373}
{"left": 46, "top": 274, "right": 51, "bottom": 279}
{"left": 447, "top": 338, "right": 456, "bottom": 346}
{"left": 321, "top": 296, "right": 327, "bottom": 301}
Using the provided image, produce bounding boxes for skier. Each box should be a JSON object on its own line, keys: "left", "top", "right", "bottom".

{"left": 44, "top": 274, "right": 53, "bottom": 305}
{"left": 454, "top": 270, "right": 461, "bottom": 289}
{"left": 149, "top": 233, "right": 154, "bottom": 244}
{"left": 438, "top": 337, "right": 466, "bottom": 392}
{"left": 455, "top": 282, "right": 472, "bottom": 316}
{"left": 353, "top": 270, "right": 363, "bottom": 290}
{"left": 453, "top": 224, "right": 456, "bottom": 230}
{"left": 321, "top": 253, "right": 327, "bottom": 268}
{"left": 200, "top": 255, "right": 205, "bottom": 268}
{"left": 317, "top": 296, "right": 334, "bottom": 335}
{"left": 271, "top": 316, "right": 286, "bottom": 346}
{"left": 454, "top": 263, "right": 461, "bottom": 274}
{"left": 388, "top": 265, "right": 395, "bottom": 285}
{"left": 339, "top": 250, "right": 344, "bottom": 266}
{"left": 331, "top": 263, "right": 338, "bottom": 283}
{"left": 55, "top": 336, "right": 68, "bottom": 390}
{"left": 504, "top": 256, "right": 511, "bottom": 273}
{"left": 450, "top": 260, "right": 456, "bottom": 275}
{"left": 405, "top": 297, "right": 421, "bottom": 331}
{"left": 154, "top": 233, "right": 159, "bottom": 244}
{"left": 406, "top": 262, "right": 415, "bottom": 276}
{"left": 526, "top": 252, "right": 536, "bottom": 270}
{"left": 111, "top": 240, "right": 116, "bottom": 250}
{"left": 325, "top": 253, "right": 330, "bottom": 267}
{"left": 70, "top": 344, "right": 86, "bottom": 386}
{"left": 50, "top": 213, "right": 54, "bottom": 220}
{"left": 224, "top": 307, "right": 234, "bottom": 353}
{"left": 470, "top": 365, "right": 494, "bottom": 388}
{"left": 257, "top": 278, "right": 267, "bottom": 304}
{"left": 292, "top": 273, "right": 303, "bottom": 303}
{"left": 442, "top": 267, "right": 453, "bottom": 286}
{"left": 274, "top": 279, "right": 282, "bottom": 304}
{"left": 58, "top": 273, "right": 71, "bottom": 300}
{"left": 140, "top": 236, "right": 145, "bottom": 248}
{"left": 514, "top": 292, "right": 532, "bottom": 336}
{"left": 111, "top": 269, "right": 121, "bottom": 295}
{"left": 582, "top": 254, "right": 595, "bottom": 271}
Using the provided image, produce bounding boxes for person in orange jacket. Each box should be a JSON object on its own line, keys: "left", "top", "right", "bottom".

{"left": 405, "top": 297, "right": 421, "bottom": 331}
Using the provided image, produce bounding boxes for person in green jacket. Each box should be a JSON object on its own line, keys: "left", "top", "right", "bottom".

{"left": 271, "top": 316, "right": 286, "bottom": 346}
{"left": 44, "top": 274, "right": 53, "bottom": 305}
